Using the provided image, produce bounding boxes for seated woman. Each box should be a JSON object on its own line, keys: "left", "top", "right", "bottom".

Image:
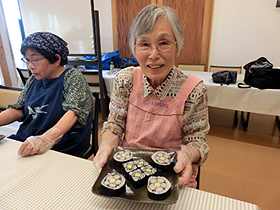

{"left": 93, "top": 5, "right": 210, "bottom": 187}
{"left": 0, "top": 32, "right": 94, "bottom": 157}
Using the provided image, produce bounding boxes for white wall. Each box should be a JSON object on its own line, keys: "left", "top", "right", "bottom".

{"left": 18, "top": 0, "right": 114, "bottom": 54}
{"left": 209, "top": 0, "right": 280, "bottom": 68}
{"left": 98, "top": 0, "right": 280, "bottom": 66}
{"left": 19, "top": 0, "right": 95, "bottom": 54}
{"left": 95, "top": 0, "right": 113, "bottom": 53}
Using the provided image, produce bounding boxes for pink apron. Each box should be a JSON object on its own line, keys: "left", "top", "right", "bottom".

{"left": 122, "top": 67, "right": 201, "bottom": 151}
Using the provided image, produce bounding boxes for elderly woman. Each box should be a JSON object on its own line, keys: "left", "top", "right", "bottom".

{"left": 0, "top": 32, "right": 94, "bottom": 157}
{"left": 93, "top": 5, "right": 210, "bottom": 187}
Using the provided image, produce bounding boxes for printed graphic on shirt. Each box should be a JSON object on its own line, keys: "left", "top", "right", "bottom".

{"left": 28, "top": 104, "right": 49, "bottom": 119}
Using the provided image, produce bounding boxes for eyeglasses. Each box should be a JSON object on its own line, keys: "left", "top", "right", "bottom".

{"left": 135, "top": 40, "right": 177, "bottom": 54}
{"left": 21, "top": 57, "right": 45, "bottom": 65}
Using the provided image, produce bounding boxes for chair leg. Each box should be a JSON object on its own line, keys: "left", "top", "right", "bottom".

{"left": 241, "top": 111, "right": 250, "bottom": 131}
{"left": 196, "top": 166, "right": 200, "bottom": 189}
{"left": 275, "top": 116, "right": 280, "bottom": 131}
{"left": 234, "top": 110, "right": 238, "bottom": 127}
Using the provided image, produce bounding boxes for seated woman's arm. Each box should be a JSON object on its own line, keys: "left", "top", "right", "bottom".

{"left": 18, "top": 110, "right": 77, "bottom": 156}
{"left": 46, "top": 110, "right": 78, "bottom": 138}
{"left": 0, "top": 108, "right": 23, "bottom": 126}
{"left": 2, "top": 81, "right": 30, "bottom": 126}
{"left": 18, "top": 69, "right": 93, "bottom": 157}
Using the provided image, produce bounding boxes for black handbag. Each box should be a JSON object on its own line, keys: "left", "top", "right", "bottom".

{"left": 243, "top": 57, "right": 273, "bottom": 71}
{"left": 242, "top": 67, "right": 280, "bottom": 89}
{"left": 212, "top": 70, "right": 237, "bottom": 85}
{"left": 238, "top": 57, "right": 280, "bottom": 89}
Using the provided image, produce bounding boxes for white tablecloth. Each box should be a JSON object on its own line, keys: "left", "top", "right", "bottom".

{"left": 103, "top": 70, "right": 116, "bottom": 97}
{"left": 184, "top": 71, "right": 280, "bottom": 116}
{"left": 98, "top": 69, "right": 280, "bottom": 116}
{"left": 0, "top": 138, "right": 261, "bottom": 210}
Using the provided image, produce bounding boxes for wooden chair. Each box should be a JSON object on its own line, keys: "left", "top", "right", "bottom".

{"left": 82, "top": 71, "right": 100, "bottom": 93}
{"left": 81, "top": 70, "right": 110, "bottom": 122}
{"left": 16, "top": 68, "right": 30, "bottom": 85}
{"left": 209, "top": 65, "right": 242, "bottom": 74}
{"left": 0, "top": 86, "right": 22, "bottom": 111}
{"left": 178, "top": 63, "right": 205, "bottom": 72}
{"left": 209, "top": 65, "right": 249, "bottom": 130}
{"left": 83, "top": 92, "right": 99, "bottom": 159}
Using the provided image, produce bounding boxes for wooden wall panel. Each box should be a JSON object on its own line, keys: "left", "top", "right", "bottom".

{"left": 112, "top": 0, "right": 214, "bottom": 68}
{"left": 163, "top": 0, "right": 205, "bottom": 65}
{"left": 112, "top": 0, "right": 152, "bottom": 58}
{"left": 201, "top": 0, "right": 214, "bottom": 71}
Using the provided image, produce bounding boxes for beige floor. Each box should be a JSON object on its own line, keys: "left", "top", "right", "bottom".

{"left": 201, "top": 108, "right": 280, "bottom": 210}
{"left": 94, "top": 108, "right": 280, "bottom": 210}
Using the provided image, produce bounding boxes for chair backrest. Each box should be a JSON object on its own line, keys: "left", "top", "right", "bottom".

{"left": 81, "top": 71, "right": 100, "bottom": 93}
{"left": 0, "top": 86, "right": 22, "bottom": 110}
{"left": 16, "top": 68, "right": 30, "bottom": 85}
{"left": 81, "top": 70, "right": 110, "bottom": 121}
{"left": 209, "top": 65, "right": 242, "bottom": 74}
{"left": 178, "top": 64, "right": 205, "bottom": 72}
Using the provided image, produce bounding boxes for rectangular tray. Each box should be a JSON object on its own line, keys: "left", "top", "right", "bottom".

{"left": 92, "top": 147, "right": 179, "bottom": 205}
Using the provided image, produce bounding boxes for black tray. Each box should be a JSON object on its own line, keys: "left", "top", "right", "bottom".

{"left": 92, "top": 147, "right": 179, "bottom": 205}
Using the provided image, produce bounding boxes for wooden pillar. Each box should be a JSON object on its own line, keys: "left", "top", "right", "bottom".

{"left": 111, "top": 0, "right": 118, "bottom": 51}
{"left": 0, "top": 32, "right": 11, "bottom": 86}
{"left": 0, "top": 1, "right": 17, "bottom": 86}
{"left": 201, "top": 0, "right": 215, "bottom": 71}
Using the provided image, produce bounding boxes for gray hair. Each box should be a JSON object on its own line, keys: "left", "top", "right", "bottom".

{"left": 129, "top": 4, "right": 184, "bottom": 57}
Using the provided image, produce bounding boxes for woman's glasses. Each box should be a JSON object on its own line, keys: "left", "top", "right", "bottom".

{"left": 135, "top": 40, "right": 177, "bottom": 54}
{"left": 21, "top": 57, "right": 45, "bottom": 65}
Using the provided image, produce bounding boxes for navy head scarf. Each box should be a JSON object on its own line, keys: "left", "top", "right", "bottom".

{"left": 21, "top": 32, "right": 69, "bottom": 61}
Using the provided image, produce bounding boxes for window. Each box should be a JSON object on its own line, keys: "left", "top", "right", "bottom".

{"left": 2, "top": 0, "right": 25, "bottom": 69}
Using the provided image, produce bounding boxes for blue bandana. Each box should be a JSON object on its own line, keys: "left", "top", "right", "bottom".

{"left": 21, "top": 32, "right": 69, "bottom": 60}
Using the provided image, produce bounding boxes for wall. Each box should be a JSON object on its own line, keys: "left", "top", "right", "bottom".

{"left": 209, "top": 0, "right": 280, "bottom": 68}
{"left": 95, "top": 0, "right": 113, "bottom": 53}
{"left": 18, "top": 0, "right": 113, "bottom": 54}
{"left": 19, "top": 0, "right": 95, "bottom": 55}
{"left": 3, "top": 0, "right": 280, "bottom": 80}
{"left": 99, "top": 0, "right": 280, "bottom": 67}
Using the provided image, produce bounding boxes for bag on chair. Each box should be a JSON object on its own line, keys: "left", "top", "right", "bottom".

{"left": 238, "top": 57, "right": 280, "bottom": 89}
{"left": 212, "top": 70, "right": 237, "bottom": 85}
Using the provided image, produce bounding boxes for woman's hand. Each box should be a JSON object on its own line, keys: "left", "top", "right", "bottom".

{"left": 18, "top": 111, "right": 76, "bottom": 157}
{"left": 93, "top": 132, "right": 119, "bottom": 173}
{"left": 173, "top": 145, "right": 200, "bottom": 188}
{"left": 18, "top": 135, "right": 55, "bottom": 156}
{"left": 18, "top": 127, "right": 62, "bottom": 157}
